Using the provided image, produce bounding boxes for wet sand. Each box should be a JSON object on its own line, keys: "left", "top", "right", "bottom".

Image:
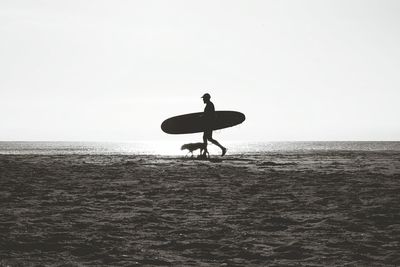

{"left": 0, "top": 151, "right": 399, "bottom": 266}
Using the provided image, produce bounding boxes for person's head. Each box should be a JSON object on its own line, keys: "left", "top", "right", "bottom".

{"left": 201, "top": 93, "right": 211, "bottom": 103}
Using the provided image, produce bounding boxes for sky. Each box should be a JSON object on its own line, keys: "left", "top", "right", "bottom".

{"left": 1, "top": 0, "right": 399, "bottom": 141}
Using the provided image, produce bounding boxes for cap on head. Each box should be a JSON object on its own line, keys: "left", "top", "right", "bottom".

{"left": 201, "top": 93, "right": 211, "bottom": 100}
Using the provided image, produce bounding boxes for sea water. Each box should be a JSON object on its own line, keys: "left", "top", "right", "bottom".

{"left": 0, "top": 141, "right": 399, "bottom": 155}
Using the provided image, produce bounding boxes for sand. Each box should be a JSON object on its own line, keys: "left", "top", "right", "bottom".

{"left": 0, "top": 151, "right": 399, "bottom": 266}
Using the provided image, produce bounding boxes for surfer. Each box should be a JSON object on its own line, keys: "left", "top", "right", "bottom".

{"left": 201, "top": 93, "right": 227, "bottom": 156}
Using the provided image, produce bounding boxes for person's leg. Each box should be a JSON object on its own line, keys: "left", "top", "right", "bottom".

{"left": 207, "top": 131, "right": 227, "bottom": 156}
{"left": 208, "top": 139, "right": 227, "bottom": 156}
{"left": 203, "top": 131, "right": 209, "bottom": 156}
{"left": 208, "top": 138, "right": 223, "bottom": 149}
{"left": 203, "top": 132, "right": 208, "bottom": 145}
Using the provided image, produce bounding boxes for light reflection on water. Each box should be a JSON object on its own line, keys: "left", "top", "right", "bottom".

{"left": 0, "top": 141, "right": 400, "bottom": 155}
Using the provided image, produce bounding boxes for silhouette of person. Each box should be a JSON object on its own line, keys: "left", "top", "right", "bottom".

{"left": 201, "top": 93, "right": 227, "bottom": 156}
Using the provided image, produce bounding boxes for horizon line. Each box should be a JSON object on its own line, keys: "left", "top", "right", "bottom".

{"left": 0, "top": 140, "right": 399, "bottom": 143}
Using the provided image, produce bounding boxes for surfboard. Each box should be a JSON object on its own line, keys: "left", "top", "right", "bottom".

{"left": 161, "top": 111, "right": 245, "bottom": 134}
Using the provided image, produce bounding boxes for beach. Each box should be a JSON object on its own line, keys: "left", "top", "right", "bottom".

{"left": 1, "top": 151, "right": 400, "bottom": 266}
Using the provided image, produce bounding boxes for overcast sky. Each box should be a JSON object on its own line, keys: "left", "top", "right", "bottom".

{"left": 1, "top": 0, "right": 399, "bottom": 141}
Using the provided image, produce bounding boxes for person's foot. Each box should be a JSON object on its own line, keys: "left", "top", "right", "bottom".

{"left": 221, "top": 147, "right": 227, "bottom": 156}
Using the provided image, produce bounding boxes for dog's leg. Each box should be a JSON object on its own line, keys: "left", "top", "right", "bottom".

{"left": 205, "top": 148, "right": 210, "bottom": 158}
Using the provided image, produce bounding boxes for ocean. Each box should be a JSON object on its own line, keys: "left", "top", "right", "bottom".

{"left": 1, "top": 141, "right": 400, "bottom": 155}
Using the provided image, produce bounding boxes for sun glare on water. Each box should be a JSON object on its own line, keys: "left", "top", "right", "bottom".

{"left": 114, "top": 141, "right": 186, "bottom": 156}
{"left": 116, "top": 141, "right": 245, "bottom": 156}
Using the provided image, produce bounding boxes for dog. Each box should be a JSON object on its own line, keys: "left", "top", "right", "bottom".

{"left": 181, "top": 142, "right": 209, "bottom": 158}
